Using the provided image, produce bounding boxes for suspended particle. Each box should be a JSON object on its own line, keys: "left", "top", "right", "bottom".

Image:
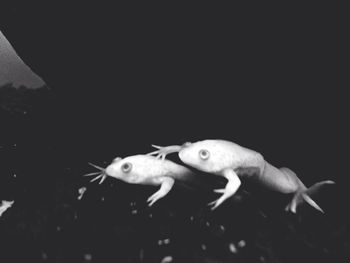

{"left": 229, "top": 243, "right": 238, "bottom": 254}
{"left": 201, "top": 244, "right": 207, "bottom": 251}
{"left": 41, "top": 252, "right": 48, "bottom": 260}
{"left": 238, "top": 240, "right": 246, "bottom": 248}
{"left": 158, "top": 238, "right": 170, "bottom": 245}
{"left": 84, "top": 253, "right": 92, "bottom": 261}
{"left": 78, "top": 187, "right": 87, "bottom": 200}
{"left": 160, "top": 255, "right": 173, "bottom": 263}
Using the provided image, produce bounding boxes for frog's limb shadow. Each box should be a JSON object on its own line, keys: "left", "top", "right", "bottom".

{"left": 209, "top": 169, "right": 241, "bottom": 210}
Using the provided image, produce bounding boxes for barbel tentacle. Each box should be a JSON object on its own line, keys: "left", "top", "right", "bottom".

{"left": 85, "top": 163, "right": 108, "bottom": 184}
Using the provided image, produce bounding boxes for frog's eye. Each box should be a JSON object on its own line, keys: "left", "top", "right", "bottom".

{"left": 121, "top": 162, "right": 132, "bottom": 173}
{"left": 199, "top": 149, "right": 210, "bottom": 160}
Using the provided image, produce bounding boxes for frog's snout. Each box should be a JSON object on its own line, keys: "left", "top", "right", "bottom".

{"left": 105, "top": 165, "right": 115, "bottom": 177}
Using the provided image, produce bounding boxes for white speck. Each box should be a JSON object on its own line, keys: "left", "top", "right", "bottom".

{"left": 78, "top": 187, "right": 87, "bottom": 200}
{"left": 158, "top": 238, "right": 170, "bottom": 245}
{"left": 101, "top": 197, "right": 105, "bottom": 201}
{"left": 13, "top": 173, "right": 17, "bottom": 178}
{"left": 238, "top": 240, "right": 246, "bottom": 248}
{"left": 206, "top": 221, "right": 210, "bottom": 226}
{"left": 220, "top": 225, "right": 225, "bottom": 231}
{"left": 229, "top": 243, "right": 238, "bottom": 254}
{"left": 23, "top": 111, "right": 27, "bottom": 114}
{"left": 149, "top": 213, "right": 153, "bottom": 218}
{"left": 84, "top": 253, "right": 92, "bottom": 261}
{"left": 0, "top": 200, "right": 14, "bottom": 217}
{"left": 56, "top": 226, "right": 61, "bottom": 231}
{"left": 41, "top": 252, "right": 48, "bottom": 260}
{"left": 201, "top": 244, "right": 207, "bottom": 250}
{"left": 139, "top": 248, "right": 144, "bottom": 261}
{"left": 259, "top": 255, "right": 266, "bottom": 262}
{"left": 190, "top": 216, "right": 194, "bottom": 221}
{"left": 13, "top": 143, "right": 17, "bottom": 147}
{"left": 160, "top": 255, "right": 173, "bottom": 263}
{"left": 131, "top": 209, "right": 138, "bottom": 215}
{"left": 74, "top": 213, "right": 78, "bottom": 220}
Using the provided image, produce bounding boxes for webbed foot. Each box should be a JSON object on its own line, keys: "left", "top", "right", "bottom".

{"left": 147, "top": 144, "right": 182, "bottom": 160}
{"left": 285, "top": 192, "right": 323, "bottom": 213}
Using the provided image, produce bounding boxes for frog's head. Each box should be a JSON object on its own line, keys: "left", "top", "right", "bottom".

{"left": 85, "top": 156, "right": 145, "bottom": 185}
{"left": 179, "top": 140, "right": 232, "bottom": 174}
{"left": 105, "top": 156, "right": 147, "bottom": 184}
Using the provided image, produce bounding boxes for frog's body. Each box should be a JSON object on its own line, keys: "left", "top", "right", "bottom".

{"left": 85, "top": 155, "right": 196, "bottom": 206}
{"left": 148, "top": 139, "right": 335, "bottom": 212}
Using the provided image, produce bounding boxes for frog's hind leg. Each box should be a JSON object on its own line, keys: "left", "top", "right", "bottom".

{"left": 285, "top": 180, "right": 335, "bottom": 213}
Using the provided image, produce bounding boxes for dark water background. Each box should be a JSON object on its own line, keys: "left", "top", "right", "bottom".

{"left": 1, "top": 3, "right": 350, "bottom": 263}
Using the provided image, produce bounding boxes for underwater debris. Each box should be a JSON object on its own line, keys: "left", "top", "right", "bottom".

{"left": 158, "top": 238, "right": 170, "bottom": 246}
{"left": 229, "top": 243, "right": 238, "bottom": 254}
{"left": 41, "top": 252, "right": 48, "bottom": 260}
{"left": 84, "top": 253, "right": 92, "bottom": 262}
{"left": 78, "top": 187, "right": 87, "bottom": 200}
{"left": 0, "top": 200, "right": 14, "bottom": 217}
{"left": 160, "top": 255, "right": 173, "bottom": 263}
{"left": 238, "top": 240, "right": 246, "bottom": 248}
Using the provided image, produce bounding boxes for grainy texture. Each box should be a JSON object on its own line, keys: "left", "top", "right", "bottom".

{"left": 0, "top": 85, "right": 349, "bottom": 263}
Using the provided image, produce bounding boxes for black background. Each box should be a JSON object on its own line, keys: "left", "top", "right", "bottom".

{"left": 1, "top": 2, "right": 348, "bottom": 185}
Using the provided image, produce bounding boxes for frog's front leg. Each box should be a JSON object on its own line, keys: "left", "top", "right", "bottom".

{"left": 147, "top": 143, "right": 191, "bottom": 160}
{"left": 147, "top": 144, "right": 182, "bottom": 160}
{"left": 209, "top": 169, "right": 241, "bottom": 210}
{"left": 147, "top": 177, "right": 175, "bottom": 206}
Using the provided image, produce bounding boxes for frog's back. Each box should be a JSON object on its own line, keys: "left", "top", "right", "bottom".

{"left": 202, "top": 139, "right": 264, "bottom": 165}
